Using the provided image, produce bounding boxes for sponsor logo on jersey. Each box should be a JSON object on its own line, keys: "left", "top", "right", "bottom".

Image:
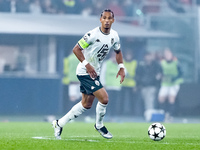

{"left": 97, "top": 44, "right": 109, "bottom": 61}
{"left": 96, "top": 39, "right": 100, "bottom": 42}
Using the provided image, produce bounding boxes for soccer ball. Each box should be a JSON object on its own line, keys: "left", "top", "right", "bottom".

{"left": 148, "top": 122, "right": 166, "bottom": 141}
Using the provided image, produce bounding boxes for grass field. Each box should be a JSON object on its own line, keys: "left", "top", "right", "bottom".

{"left": 0, "top": 122, "right": 200, "bottom": 150}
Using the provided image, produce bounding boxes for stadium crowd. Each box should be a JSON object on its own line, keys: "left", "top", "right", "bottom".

{"left": 0, "top": 0, "right": 196, "bottom": 16}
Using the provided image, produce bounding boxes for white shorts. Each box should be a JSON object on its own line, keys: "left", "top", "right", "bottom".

{"left": 158, "top": 85, "right": 180, "bottom": 97}
{"left": 68, "top": 83, "right": 81, "bottom": 99}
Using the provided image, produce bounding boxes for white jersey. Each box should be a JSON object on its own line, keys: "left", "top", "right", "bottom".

{"left": 76, "top": 27, "right": 121, "bottom": 76}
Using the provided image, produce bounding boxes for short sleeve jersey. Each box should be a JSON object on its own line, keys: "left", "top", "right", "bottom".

{"left": 76, "top": 27, "right": 121, "bottom": 76}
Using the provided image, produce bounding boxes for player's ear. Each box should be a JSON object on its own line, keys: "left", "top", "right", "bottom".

{"left": 100, "top": 16, "right": 103, "bottom": 23}
{"left": 112, "top": 18, "right": 115, "bottom": 23}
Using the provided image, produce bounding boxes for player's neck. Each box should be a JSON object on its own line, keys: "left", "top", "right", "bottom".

{"left": 100, "top": 27, "right": 110, "bottom": 34}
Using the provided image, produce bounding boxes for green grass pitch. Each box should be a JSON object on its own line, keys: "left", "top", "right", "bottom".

{"left": 0, "top": 122, "right": 199, "bottom": 150}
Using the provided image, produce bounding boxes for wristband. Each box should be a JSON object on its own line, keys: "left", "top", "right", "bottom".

{"left": 82, "top": 60, "right": 89, "bottom": 66}
{"left": 118, "top": 63, "right": 125, "bottom": 69}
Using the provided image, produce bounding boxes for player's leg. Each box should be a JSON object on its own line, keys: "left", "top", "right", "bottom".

{"left": 93, "top": 87, "right": 108, "bottom": 129}
{"left": 58, "top": 93, "right": 95, "bottom": 127}
{"left": 93, "top": 88, "right": 112, "bottom": 139}
{"left": 52, "top": 100, "right": 87, "bottom": 139}
{"left": 81, "top": 93, "right": 95, "bottom": 109}
{"left": 158, "top": 86, "right": 168, "bottom": 111}
{"left": 168, "top": 85, "right": 180, "bottom": 117}
{"left": 52, "top": 94, "right": 94, "bottom": 139}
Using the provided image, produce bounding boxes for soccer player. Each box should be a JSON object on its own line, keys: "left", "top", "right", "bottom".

{"left": 158, "top": 48, "right": 183, "bottom": 122}
{"left": 52, "top": 9, "right": 125, "bottom": 139}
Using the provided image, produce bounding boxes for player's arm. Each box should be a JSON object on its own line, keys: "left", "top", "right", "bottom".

{"left": 115, "top": 49, "right": 125, "bottom": 84}
{"left": 73, "top": 44, "right": 97, "bottom": 78}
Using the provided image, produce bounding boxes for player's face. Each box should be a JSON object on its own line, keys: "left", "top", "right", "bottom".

{"left": 100, "top": 12, "right": 114, "bottom": 32}
{"left": 164, "top": 50, "right": 173, "bottom": 61}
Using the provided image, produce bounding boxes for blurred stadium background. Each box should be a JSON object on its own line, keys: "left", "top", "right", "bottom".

{"left": 0, "top": 0, "right": 200, "bottom": 123}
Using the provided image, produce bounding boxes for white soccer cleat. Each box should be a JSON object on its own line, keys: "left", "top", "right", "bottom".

{"left": 52, "top": 120, "right": 63, "bottom": 139}
{"left": 94, "top": 124, "right": 113, "bottom": 139}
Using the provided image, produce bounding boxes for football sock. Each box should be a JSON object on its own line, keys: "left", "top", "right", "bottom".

{"left": 58, "top": 101, "right": 87, "bottom": 127}
{"left": 96, "top": 101, "right": 107, "bottom": 129}
{"left": 168, "top": 103, "right": 175, "bottom": 116}
{"left": 159, "top": 102, "right": 166, "bottom": 112}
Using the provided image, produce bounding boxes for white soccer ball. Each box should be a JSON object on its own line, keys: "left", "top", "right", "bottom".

{"left": 148, "top": 122, "right": 166, "bottom": 141}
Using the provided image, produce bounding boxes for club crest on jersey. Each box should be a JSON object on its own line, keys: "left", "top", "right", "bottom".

{"left": 111, "top": 38, "right": 114, "bottom": 45}
{"left": 95, "top": 80, "right": 100, "bottom": 86}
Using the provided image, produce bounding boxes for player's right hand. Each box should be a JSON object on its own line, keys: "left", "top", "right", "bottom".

{"left": 85, "top": 63, "right": 97, "bottom": 79}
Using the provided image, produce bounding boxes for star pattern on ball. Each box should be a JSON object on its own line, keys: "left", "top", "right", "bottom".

{"left": 148, "top": 123, "right": 166, "bottom": 141}
{"left": 153, "top": 132, "right": 160, "bottom": 140}
{"left": 152, "top": 124, "right": 157, "bottom": 129}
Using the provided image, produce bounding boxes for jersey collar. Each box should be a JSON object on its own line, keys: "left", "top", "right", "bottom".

{"left": 99, "top": 27, "right": 110, "bottom": 35}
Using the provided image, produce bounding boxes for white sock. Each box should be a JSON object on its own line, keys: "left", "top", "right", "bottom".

{"left": 96, "top": 101, "right": 107, "bottom": 129}
{"left": 58, "top": 101, "right": 87, "bottom": 127}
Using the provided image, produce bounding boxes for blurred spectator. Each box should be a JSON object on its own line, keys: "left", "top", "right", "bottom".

{"left": 180, "top": 0, "right": 192, "bottom": 5}
{"left": 63, "top": 53, "right": 81, "bottom": 110}
{"left": 100, "top": 52, "right": 121, "bottom": 117}
{"left": 166, "top": 0, "right": 185, "bottom": 13}
{"left": 4, "top": 64, "right": 12, "bottom": 72}
{"left": 91, "top": 0, "right": 105, "bottom": 16}
{"left": 179, "top": 0, "right": 193, "bottom": 13}
{"left": 0, "top": 58, "right": 6, "bottom": 73}
{"left": 142, "top": 0, "right": 161, "bottom": 15}
{"left": 81, "top": 7, "right": 92, "bottom": 16}
{"left": 75, "top": 0, "right": 92, "bottom": 16}
{"left": 41, "top": 0, "right": 57, "bottom": 14}
{"left": 13, "top": 48, "right": 28, "bottom": 71}
{"left": 121, "top": 0, "right": 134, "bottom": 17}
{"left": 0, "top": 0, "right": 11, "bottom": 12}
{"left": 132, "top": 0, "right": 143, "bottom": 16}
{"left": 158, "top": 48, "right": 184, "bottom": 122}
{"left": 53, "top": 0, "right": 66, "bottom": 14}
{"left": 16, "top": 0, "right": 30, "bottom": 13}
{"left": 63, "top": 0, "right": 76, "bottom": 14}
{"left": 108, "top": 0, "right": 125, "bottom": 16}
{"left": 29, "top": 0, "right": 42, "bottom": 14}
{"left": 121, "top": 49, "right": 138, "bottom": 116}
{"left": 197, "top": 0, "right": 200, "bottom": 5}
{"left": 136, "top": 52, "right": 162, "bottom": 117}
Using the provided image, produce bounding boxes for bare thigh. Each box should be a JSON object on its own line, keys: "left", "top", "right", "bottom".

{"left": 81, "top": 93, "right": 95, "bottom": 109}
{"left": 93, "top": 87, "right": 109, "bottom": 105}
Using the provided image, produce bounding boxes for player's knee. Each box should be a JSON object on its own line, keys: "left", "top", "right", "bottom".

{"left": 169, "top": 98, "right": 176, "bottom": 104}
{"left": 158, "top": 96, "right": 165, "bottom": 103}
{"left": 82, "top": 103, "right": 92, "bottom": 109}
{"left": 101, "top": 98, "right": 109, "bottom": 105}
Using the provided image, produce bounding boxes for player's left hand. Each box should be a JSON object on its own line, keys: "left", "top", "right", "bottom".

{"left": 116, "top": 68, "right": 125, "bottom": 84}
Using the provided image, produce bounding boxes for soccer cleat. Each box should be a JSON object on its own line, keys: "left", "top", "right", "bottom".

{"left": 94, "top": 124, "right": 113, "bottom": 139}
{"left": 52, "top": 120, "right": 63, "bottom": 139}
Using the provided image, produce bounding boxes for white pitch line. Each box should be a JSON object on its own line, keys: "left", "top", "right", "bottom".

{"left": 32, "top": 137, "right": 52, "bottom": 140}
{"left": 32, "top": 136, "right": 200, "bottom": 146}
{"left": 32, "top": 136, "right": 99, "bottom": 142}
